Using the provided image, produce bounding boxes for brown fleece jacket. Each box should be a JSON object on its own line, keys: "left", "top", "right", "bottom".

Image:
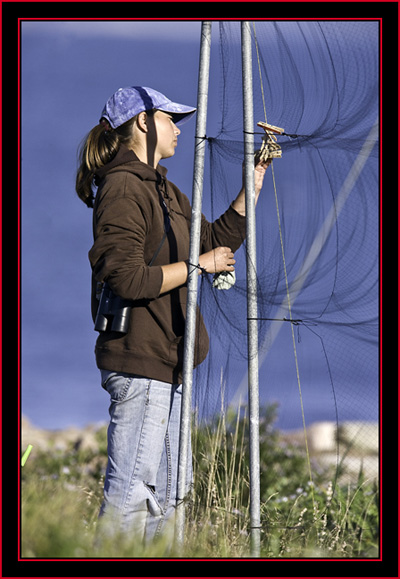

{"left": 89, "top": 145, "right": 246, "bottom": 384}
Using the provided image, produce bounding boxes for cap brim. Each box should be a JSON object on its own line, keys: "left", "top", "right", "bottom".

{"left": 157, "top": 103, "right": 196, "bottom": 126}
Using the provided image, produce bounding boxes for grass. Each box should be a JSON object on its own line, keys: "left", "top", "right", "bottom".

{"left": 20, "top": 405, "right": 379, "bottom": 558}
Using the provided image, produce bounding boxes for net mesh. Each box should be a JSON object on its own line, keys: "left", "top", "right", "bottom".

{"left": 192, "top": 21, "right": 379, "bottom": 482}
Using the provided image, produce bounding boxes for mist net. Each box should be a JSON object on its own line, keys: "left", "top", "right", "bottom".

{"left": 191, "top": 21, "right": 379, "bottom": 481}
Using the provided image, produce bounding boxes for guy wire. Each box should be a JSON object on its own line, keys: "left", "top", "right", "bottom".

{"left": 252, "top": 22, "right": 315, "bottom": 510}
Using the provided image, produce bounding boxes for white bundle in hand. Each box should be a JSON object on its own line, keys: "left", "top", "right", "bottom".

{"left": 212, "top": 271, "right": 236, "bottom": 290}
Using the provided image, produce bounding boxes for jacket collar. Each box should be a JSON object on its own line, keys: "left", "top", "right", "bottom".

{"left": 95, "top": 144, "right": 168, "bottom": 182}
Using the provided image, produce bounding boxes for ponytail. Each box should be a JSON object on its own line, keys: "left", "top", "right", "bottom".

{"left": 75, "top": 116, "right": 136, "bottom": 208}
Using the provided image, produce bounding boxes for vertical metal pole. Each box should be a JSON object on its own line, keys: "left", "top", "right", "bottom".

{"left": 175, "top": 21, "right": 212, "bottom": 549}
{"left": 241, "top": 21, "right": 261, "bottom": 557}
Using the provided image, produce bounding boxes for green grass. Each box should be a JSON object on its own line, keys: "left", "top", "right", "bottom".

{"left": 20, "top": 406, "right": 379, "bottom": 558}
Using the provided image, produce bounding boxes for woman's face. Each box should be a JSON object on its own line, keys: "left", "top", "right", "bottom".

{"left": 151, "top": 110, "right": 181, "bottom": 161}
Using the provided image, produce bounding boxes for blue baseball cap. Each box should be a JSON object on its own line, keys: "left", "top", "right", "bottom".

{"left": 100, "top": 86, "right": 196, "bottom": 129}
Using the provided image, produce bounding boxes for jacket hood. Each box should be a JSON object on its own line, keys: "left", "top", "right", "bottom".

{"left": 95, "top": 144, "right": 168, "bottom": 183}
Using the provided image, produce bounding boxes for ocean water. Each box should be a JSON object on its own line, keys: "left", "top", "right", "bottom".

{"left": 20, "top": 23, "right": 379, "bottom": 432}
{"left": 21, "top": 27, "right": 204, "bottom": 430}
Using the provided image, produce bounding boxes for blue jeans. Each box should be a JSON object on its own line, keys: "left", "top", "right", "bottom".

{"left": 98, "top": 370, "right": 192, "bottom": 543}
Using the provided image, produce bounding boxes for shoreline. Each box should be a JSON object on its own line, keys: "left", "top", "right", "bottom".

{"left": 21, "top": 415, "right": 379, "bottom": 485}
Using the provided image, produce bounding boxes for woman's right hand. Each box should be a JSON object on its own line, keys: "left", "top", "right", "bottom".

{"left": 160, "top": 247, "right": 235, "bottom": 294}
{"left": 198, "top": 247, "right": 235, "bottom": 274}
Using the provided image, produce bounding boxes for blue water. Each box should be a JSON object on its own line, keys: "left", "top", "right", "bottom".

{"left": 21, "top": 25, "right": 206, "bottom": 429}
{"left": 21, "top": 23, "right": 379, "bottom": 431}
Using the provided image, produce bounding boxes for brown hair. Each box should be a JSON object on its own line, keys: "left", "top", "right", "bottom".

{"left": 75, "top": 116, "right": 137, "bottom": 208}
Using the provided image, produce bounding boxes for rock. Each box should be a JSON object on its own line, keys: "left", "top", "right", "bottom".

{"left": 21, "top": 415, "right": 105, "bottom": 454}
{"left": 337, "top": 421, "right": 379, "bottom": 454}
{"left": 280, "top": 420, "right": 379, "bottom": 484}
{"left": 281, "top": 421, "right": 337, "bottom": 453}
{"left": 282, "top": 420, "right": 379, "bottom": 456}
{"left": 21, "top": 415, "right": 52, "bottom": 451}
{"left": 307, "top": 421, "right": 337, "bottom": 453}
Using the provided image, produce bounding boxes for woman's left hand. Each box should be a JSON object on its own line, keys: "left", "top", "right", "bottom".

{"left": 241, "top": 157, "right": 272, "bottom": 193}
{"left": 233, "top": 157, "right": 272, "bottom": 216}
{"left": 254, "top": 158, "right": 272, "bottom": 193}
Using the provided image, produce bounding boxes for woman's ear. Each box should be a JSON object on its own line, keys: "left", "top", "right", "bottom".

{"left": 137, "top": 111, "right": 149, "bottom": 133}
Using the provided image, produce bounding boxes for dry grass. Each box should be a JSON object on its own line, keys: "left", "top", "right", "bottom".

{"left": 20, "top": 407, "right": 379, "bottom": 558}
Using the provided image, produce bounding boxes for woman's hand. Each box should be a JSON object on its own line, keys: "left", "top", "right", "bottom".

{"left": 198, "top": 247, "right": 235, "bottom": 274}
{"left": 159, "top": 247, "right": 235, "bottom": 294}
{"left": 254, "top": 158, "right": 272, "bottom": 193}
{"left": 245, "top": 157, "right": 272, "bottom": 194}
{"left": 232, "top": 158, "right": 272, "bottom": 216}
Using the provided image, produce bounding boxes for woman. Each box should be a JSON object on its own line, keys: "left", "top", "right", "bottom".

{"left": 76, "top": 86, "right": 269, "bottom": 544}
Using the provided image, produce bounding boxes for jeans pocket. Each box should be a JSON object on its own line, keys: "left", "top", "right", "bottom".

{"left": 101, "top": 369, "right": 115, "bottom": 389}
{"left": 101, "top": 371, "right": 134, "bottom": 402}
{"left": 144, "top": 482, "right": 164, "bottom": 517}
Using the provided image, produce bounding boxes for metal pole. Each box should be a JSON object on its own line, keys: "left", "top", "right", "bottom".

{"left": 241, "top": 21, "right": 261, "bottom": 557}
{"left": 175, "top": 21, "right": 212, "bottom": 549}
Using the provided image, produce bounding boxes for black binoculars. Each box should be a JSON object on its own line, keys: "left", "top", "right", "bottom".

{"left": 94, "top": 282, "right": 132, "bottom": 334}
